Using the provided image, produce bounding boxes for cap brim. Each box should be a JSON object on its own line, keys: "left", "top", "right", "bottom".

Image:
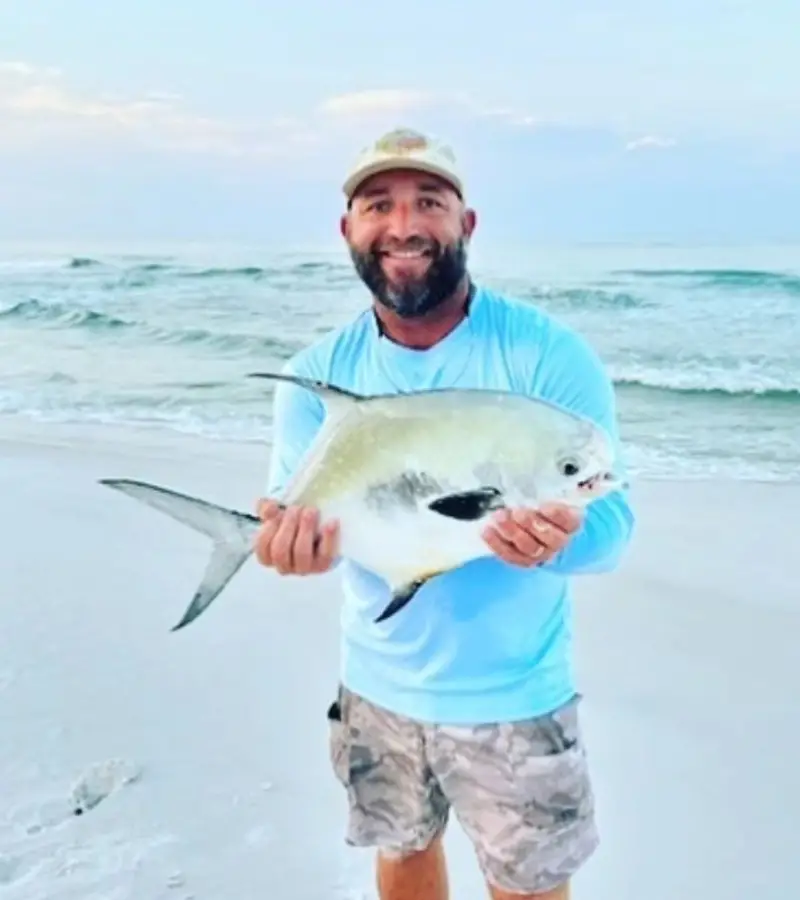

{"left": 343, "top": 158, "right": 463, "bottom": 200}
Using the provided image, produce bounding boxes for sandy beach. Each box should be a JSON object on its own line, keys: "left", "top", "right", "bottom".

{"left": 1, "top": 422, "right": 798, "bottom": 899}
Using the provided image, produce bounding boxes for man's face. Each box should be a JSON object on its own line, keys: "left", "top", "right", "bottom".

{"left": 341, "top": 169, "right": 477, "bottom": 319}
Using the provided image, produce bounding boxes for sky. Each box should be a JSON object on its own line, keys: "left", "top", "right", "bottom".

{"left": 2, "top": 0, "right": 799, "bottom": 245}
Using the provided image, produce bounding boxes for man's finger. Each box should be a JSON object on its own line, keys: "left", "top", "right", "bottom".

{"left": 271, "top": 506, "right": 301, "bottom": 574}
{"left": 293, "top": 508, "right": 320, "bottom": 574}
{"left": 537, "top": 503, "right": 583, "bottom": 534}
{"left": 482, "top": 523, "right": 544, "bottom": 567}
{"left": 253, "top": 513, "right": 282, "bottom": 565}
{"left": 312, "top": 520, "right": 340, "bottom": 572}
{"left": 492, "top": 513, "right": 547, "bottom": 560}
{"left": 256, "top": 498, "right": 282, "bottom": 521}
{"left": 520, "top": 513, "right": 569, "bottom": 554}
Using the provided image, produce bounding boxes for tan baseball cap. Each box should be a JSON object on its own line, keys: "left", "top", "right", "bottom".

{"left": 342, "top": 127, "right": 464, "bottom": 201}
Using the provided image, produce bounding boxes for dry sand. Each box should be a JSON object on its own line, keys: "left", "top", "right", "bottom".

{"left": 1, "top": 422, "right": 798, "bottom": 899}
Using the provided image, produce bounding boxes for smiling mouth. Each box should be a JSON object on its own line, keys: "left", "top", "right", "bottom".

{"left": 379, "top": 246, "right": 433, "bottom": 260}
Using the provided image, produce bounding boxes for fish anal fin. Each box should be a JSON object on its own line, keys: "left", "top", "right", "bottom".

{"left": 374, "top": 570, "right": 445, "bottom": 623}
{"left": 428, "top": 486, "right": 505, "bottom": 521}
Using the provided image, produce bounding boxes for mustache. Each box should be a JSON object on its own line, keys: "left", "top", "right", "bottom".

{"left": 374, "top": 236, "right": 439, "bottom": 255}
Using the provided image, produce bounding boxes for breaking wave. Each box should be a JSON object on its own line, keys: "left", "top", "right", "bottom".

{"left": 613, "top": 267, "right": 800, "bottom": 295}
{"left": 2, "top": 250, "right": 799, "bottom": 480}
{"left": 0, "top": 298, "right": 299, "bottom": 358}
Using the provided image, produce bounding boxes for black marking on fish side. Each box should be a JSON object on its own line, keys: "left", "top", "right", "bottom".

{"left": 428, "top": 486, "right": 505, "bottom": 521}
{"left": 365, "top": 471, "right": 445, "bottom": 512}
{"left": 374, "top": 576, "right": 437, "bottom": 623}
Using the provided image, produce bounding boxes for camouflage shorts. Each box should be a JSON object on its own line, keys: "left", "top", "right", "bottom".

{"left": 327, "top": 686, "right": 599, "bottom": 895}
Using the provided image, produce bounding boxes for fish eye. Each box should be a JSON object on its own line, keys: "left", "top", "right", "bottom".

{"left": 558, "top": 457, "right": 582, "bottom": 478}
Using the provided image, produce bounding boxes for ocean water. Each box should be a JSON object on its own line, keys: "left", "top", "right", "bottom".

{"left": 1, "top": 241, "right": 798, "bottom": 481}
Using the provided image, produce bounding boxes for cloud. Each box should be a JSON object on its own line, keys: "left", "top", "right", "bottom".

{"left": 2, "top": 66, "right": 797, "bottom": 243}
{"left": 625, "top": 134, "right": 677, "bottom": 151}
{"left": 0, "top": 59, "right": 680, "bottom": 174}
{"left": 0, "top": 60, "right": 62, "bottom": 78}
{"left": 0, "top": 60, "right": 317, "bottom": 160}
{"left": 319, "top": 89, "right": 543, "bottom": 130}
{"left": 313, "top": 89, "right": 555, "bottom": 176}
{"left": 319, "top": 89, "right": 436, "bottom": 117}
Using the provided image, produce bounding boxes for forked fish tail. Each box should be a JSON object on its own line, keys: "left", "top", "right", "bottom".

{"left": 99, "top": 478, "right": 261, "bottom": 631}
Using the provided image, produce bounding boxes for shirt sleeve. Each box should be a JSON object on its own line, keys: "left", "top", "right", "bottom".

{"left": 531, "top": 321, "right": 637, "bottom": 576}
{"left": 265, "top": 359, "right": 345, "bottom": 571}
{"left": 265, "top": 359, "right": 326, "bottom": 498}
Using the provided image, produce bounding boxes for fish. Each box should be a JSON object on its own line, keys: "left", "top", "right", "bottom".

{"left": 99, "top": 372, "right": 625, "bottom": 631}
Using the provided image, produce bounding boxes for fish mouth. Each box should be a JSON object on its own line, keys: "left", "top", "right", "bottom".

{"left": 577, "top": 472, "right": 625, "bottom": 495}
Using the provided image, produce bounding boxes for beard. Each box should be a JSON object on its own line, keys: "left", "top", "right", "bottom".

{"left": 349, "top": 235, "right": 469, "bottom": 319}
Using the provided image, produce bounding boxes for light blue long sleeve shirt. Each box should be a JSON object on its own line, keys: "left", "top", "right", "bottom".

{"left": 266, "top": 284, "right": 636, "bottom": 725}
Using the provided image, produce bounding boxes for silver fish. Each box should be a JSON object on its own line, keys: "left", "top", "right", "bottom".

{"left": 99, "top": 373, "right": 625, "bottom": 631}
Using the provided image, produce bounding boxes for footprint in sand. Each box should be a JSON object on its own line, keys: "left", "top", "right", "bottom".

{"left": 1, "top": 762, "right": 194, "bottom": 898}
{"left": 70, "top": 758, "right": 143, "bottom": 816}
{"left": 0, "top": 853, "right": 22, "bottom": 885}
{"left": 14, "top": 758, "right": 144, "bottom": 836}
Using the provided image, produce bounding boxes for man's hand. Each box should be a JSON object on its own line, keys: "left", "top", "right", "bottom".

{"left": 253, "top": 499, "right": 340, "bottom": 576}
{"left": 481, "top": 503, "right": 583, "bottom": 568}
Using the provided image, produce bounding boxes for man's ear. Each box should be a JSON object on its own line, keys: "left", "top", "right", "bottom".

{"left": 461, "top": 207, "right": 477, "bottom": 241}
{"left": 339, "top": 213, "right": 349, "bottom": 239}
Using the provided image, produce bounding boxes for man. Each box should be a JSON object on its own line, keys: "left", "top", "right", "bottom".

{"left": 254, "top": 127, "right": 636, "bottom": 900}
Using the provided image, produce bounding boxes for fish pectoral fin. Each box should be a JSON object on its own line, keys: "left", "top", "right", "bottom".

{"left": 374, "top": 571, "right": 445, "bottom": 624}
{"left": 427, "top": 486, "right": 505, "bottom": 521}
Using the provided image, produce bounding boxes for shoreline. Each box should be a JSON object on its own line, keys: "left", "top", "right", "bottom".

{"left": 1, "top": 415, "right": 797, "bottom": 488}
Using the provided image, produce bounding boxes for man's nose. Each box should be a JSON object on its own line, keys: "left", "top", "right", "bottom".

{"left": 384, "top": 201, "right": 424, "bottom": 241}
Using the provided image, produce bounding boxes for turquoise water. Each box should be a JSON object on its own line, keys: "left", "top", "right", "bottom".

{"left": 1, "top": 241, "right": 798, "bottom": 481}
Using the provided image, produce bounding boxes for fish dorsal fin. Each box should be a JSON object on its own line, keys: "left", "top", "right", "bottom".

{"left": 248, "top": 372, "right": 366, "bottom": 419}
{"left": 251, "top": 371, "right": 370, "bottom": 506}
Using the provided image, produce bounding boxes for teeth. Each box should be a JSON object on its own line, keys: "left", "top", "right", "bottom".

{"left": 386, "top": 250, "right": 426, "bottom": 258}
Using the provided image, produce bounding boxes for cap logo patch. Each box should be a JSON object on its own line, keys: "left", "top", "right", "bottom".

{"left": 375, "top": 129, "right": 428, "bottom": 155}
